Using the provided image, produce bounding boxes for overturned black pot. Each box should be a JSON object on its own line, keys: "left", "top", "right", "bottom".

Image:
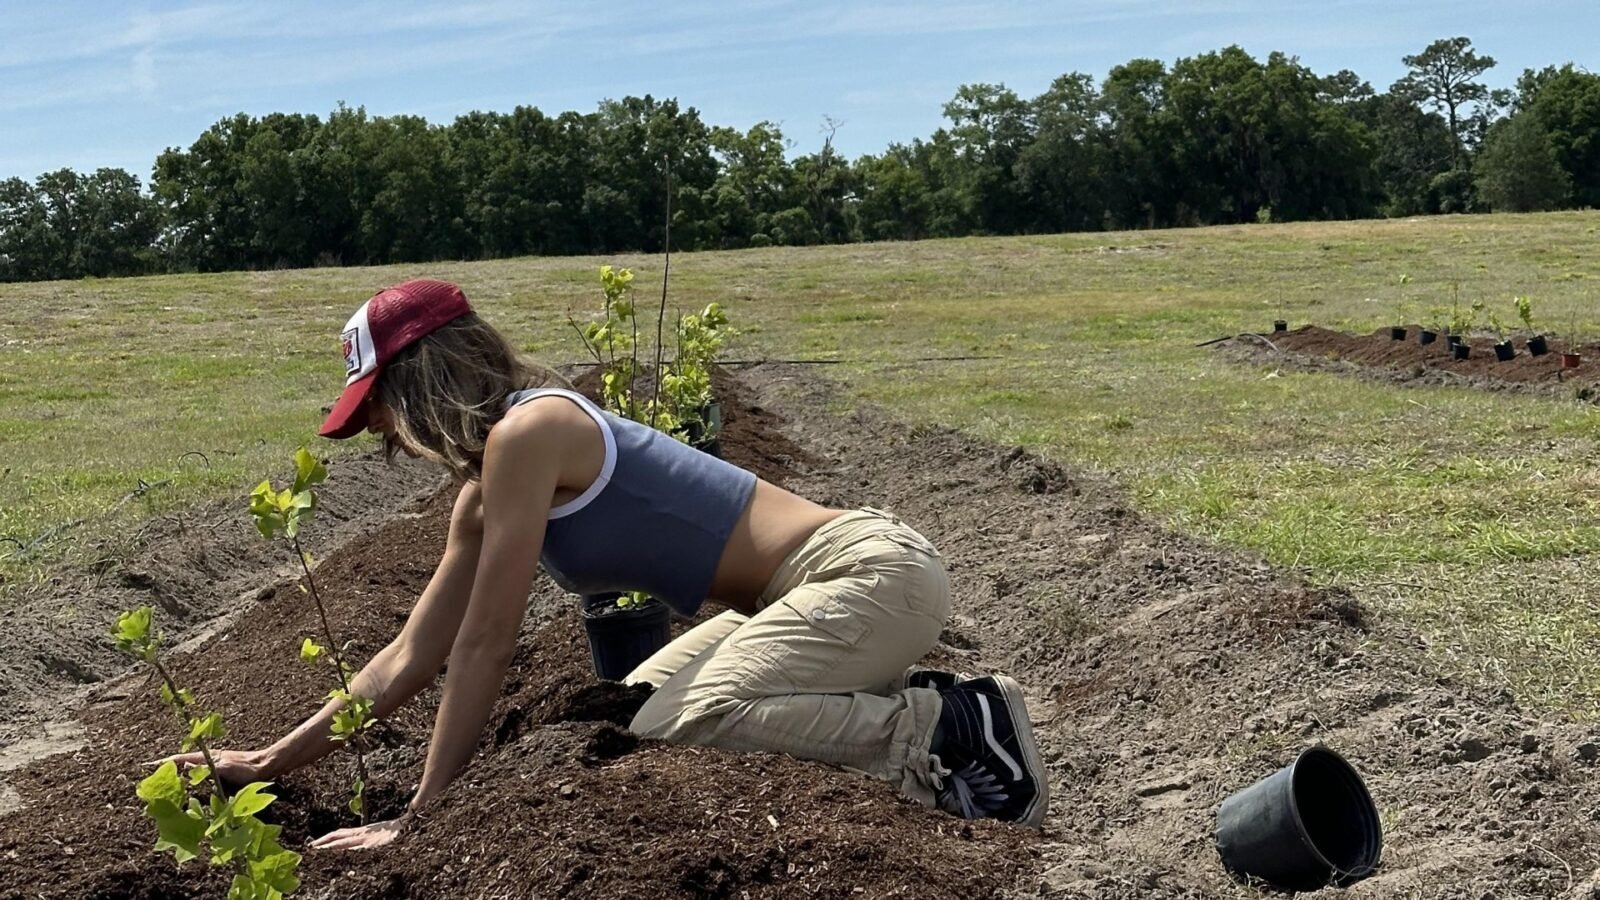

{"left": 1389, "top": 326, "right": 1406, "bottom": 341}
{"left": 1216, "top": 745, "right": 1383, "bottom": 891}
{"left": 1527, "top": 335, "right": 1549, "bottom": 356}
{"left": 1452, "top": 342, "right": 1471, "bottom": 360}
{"left": 1418, "top": 329, "right": 1438, "bottom": 346}
{"left": 580, "top": 593, "right": 671, "bottom": 682}
{"left": 1494, "top": 341, "right": 1516, "bottom": 362}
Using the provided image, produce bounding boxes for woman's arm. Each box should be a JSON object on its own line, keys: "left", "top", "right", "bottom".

{"left": 260, "top": 483, "right": 487, "bottom": 776}
{"left": 162, "top": 484, "right": 485, "bottom": 783}
{"left": 311, "top": 404, "right": 567, "bottom": 850}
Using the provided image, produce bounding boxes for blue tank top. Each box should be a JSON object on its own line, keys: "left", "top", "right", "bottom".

{"left": 505, "top": 388, "right": 758, "bottom": 617}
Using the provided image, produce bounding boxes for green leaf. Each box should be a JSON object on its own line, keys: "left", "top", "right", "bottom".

{"left": 292, "top": 448, "right": 327, "bottom": 493}
{"left": 299, "top": 638, "right": 324, "bottom": 665}
{"left": 111, "top": 606, "right": 154, "bottom": 656}
{"left": 188, "top": 765, "right": 212, "bottom": 786}
{"left": 183, "top": 712, "right": 226, "bottom": 751}
{"left": 147, "top": 798, "right": 205, "bottom": 863}
{"left": 253, "top": 844, "right": 303, "bottom": 894}
{"left": 230, "top": 781, "right": 276, "bottom": 819}
{"left": 226, "top": 873, "right": 272, "bottom": 900}
{"left": 210, "top": 819, "right": 253, "bottom": 863}
{"left": 137, "top": 761, "right": 186, "bottom": 806}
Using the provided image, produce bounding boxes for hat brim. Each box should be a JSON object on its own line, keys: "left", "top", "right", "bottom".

{"left": 319, "top": 371, "right": 379, "bottom": 439}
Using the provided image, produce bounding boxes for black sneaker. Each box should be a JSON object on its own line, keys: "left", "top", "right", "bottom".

{"left": 905, "top": 667, "right": 972, "bottom": 691}
{"left": 931, "top": 675, "right": 1049, "bottom": 828}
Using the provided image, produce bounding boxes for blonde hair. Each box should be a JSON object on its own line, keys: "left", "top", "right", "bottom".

{"left": 376, "top": 313, "right": 571, "bottom": 481}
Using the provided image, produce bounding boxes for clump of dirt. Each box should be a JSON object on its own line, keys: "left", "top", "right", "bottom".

{"left": 1219, "top": 325, "right": 1600, "bottom": 402}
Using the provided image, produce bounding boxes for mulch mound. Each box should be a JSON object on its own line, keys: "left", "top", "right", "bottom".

{"left": 3, "top": 362, "right": 1599, "bottom": 899}
{"left": 1221, "top": 325, "right": 1600, "bottom": 401}
{"left": 0, "top": 369, "right": 1031, "bottom": 900}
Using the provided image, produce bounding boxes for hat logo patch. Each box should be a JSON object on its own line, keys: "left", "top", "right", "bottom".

{"left": 341, "top": 328, "right": 361, "bottom": 376}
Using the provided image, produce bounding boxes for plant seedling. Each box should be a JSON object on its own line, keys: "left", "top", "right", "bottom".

{"left": 112, "top": 607, "right": 302, "bottom": 899}
{"left": 1515, "top": 296, "right": 1536, "bottom": 333}
{"left": 249, "top": 449, "right": 373, "bottom": 823}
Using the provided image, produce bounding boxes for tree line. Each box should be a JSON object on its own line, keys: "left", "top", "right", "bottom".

{"left": 2, "top": 37, "right": 1596, "bottom": 283}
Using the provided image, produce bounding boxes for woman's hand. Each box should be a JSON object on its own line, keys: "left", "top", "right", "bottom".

{"left": 150, "top": 748, "right": 274, "bottom": 787}
{"left": 308, "top": 818, "right": 406, "bottom": 851}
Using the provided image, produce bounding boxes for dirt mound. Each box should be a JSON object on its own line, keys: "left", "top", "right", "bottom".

{"left": 741, "top": 364, "right": 1600, "bottom": 898}
{"left": 0, "top": 371, "right": 1031, "bottom": 900}
{"left": 4, "top": 363, "right": 1599, "bottom": 898}
{"left": 1220, "top": 325, "right": 1600, "bottom": 401}
{"left": 0, "top": 452, "right": 443, "bottom": 749}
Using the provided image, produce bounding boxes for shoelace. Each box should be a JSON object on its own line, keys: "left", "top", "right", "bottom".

{"left": 937, "top": 761, "right": 1010, "bottom": 819}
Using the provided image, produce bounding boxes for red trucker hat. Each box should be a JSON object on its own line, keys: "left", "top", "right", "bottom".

{"left": 319, "top": 279, "right": 474, "bottom": 439}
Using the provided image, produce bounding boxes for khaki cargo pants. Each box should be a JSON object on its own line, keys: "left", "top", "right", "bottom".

{"left": 626, "top": 508, "right": 952, "bottom": 806}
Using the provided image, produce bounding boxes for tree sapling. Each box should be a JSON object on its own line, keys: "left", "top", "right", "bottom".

{"left": 249, "top": 449, "right": 373, "bottom": 823}
{"left": 1515, "top": 296, "right": 1549, "bottom": 355}
{"left": 112, "top": 606, "right": 302, "bottom": 900}
{"left": 1489, "top": 311, "right": 1516, "bottom": 360}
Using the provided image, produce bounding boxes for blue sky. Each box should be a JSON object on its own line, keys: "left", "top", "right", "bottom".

{"left": 2, "top": 1, "right": 1596, "bottom": 182}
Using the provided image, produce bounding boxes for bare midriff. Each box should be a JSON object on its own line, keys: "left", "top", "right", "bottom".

{"left": 705, "top": 480, "right": 845, "bottom": 615}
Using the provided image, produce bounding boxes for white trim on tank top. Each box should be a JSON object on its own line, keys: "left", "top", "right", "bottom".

{"left": 506, "top": 388, "right": 617, "bottom": 519}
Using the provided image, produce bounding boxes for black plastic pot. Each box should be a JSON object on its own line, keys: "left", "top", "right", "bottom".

{"left": 1418, "top": 329, "right": 1438, "bottom": 346}
{"left": 1273, "top": 320, "right": 1288, "bottom": 333}
{"left": 1216, "top": 746, "right": 1382, "bottom": 891}
{"left": 1389, "top": 326, "right": 1406, "bottom": 341}
{"left": 683, "top": 400, "right": 724, "bottom": 459}
{"left": 1527, "top": 335, "right": 1549, "bottom": 356}
{"left": 580, "top": 594, "right": 671, "bottom": 681}
{"left": 1494, "top": 341, "right": 1515, "bottom": 362}
{"left": 1445, "top": 334, "right": 1462, "bottom": 348}
{"left": 1452, "top": 342, "right": 1471, "bottom": 360}
{"left": 1563, "top": 352, "right": 1582, "bottom": 369}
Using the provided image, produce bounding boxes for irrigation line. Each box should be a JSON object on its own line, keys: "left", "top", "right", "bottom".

{"left": 0, "top": 477, "right": 174, "bottom": 561}
{"left": 1196, "top": 333, "right": 1283, "bottom": 353}
{"left": 564, "top": 354, "right": 1007, "bottom": 367}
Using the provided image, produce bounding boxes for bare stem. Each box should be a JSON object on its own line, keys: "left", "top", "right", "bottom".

{"left": 652, "top": 155, "right": 672, "bottom": 430}
{"left": 148, "top": 655, "right": 229, "bottom": 803}
{"left": 567, "top": 316, "right": 604, "bottom": 366}
{"left": 292, "top": 536, "right": 371, "bottom": 824}
{"left": 628, "top": 297, "right": 639, "bottom": 422}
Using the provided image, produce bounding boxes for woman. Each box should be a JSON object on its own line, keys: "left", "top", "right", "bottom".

{"left": 171, "top": 278, "right": 1048, "bottom": 849}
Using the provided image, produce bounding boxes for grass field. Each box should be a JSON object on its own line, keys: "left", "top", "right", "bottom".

{"left": 3, "top": 211, "right": 1599, "bottom": 713}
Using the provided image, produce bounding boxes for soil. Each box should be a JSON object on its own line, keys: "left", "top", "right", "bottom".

{"left": 2, "top": 364, "right": 1598, "bottom": 899}
{"left": 0, "top": 453, "right": 444, "bottom": 763}
{"left": 1218, "top": 325, "right": 1600, "bottom": 403}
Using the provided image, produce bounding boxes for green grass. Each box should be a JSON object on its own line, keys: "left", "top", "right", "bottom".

{"left": 3, "top": 212, "right": 1600, "bottom": 712}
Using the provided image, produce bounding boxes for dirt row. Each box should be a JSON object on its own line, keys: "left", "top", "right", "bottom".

{"left": 1222, "top": 325, "right": 1600, "bottom": 402}
{"left": 1, "top": 365, "right": 1597, "bottom": 898}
